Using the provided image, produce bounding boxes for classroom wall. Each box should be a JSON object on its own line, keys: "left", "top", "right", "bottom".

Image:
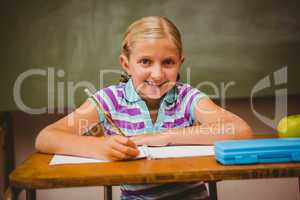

{"left": 1, "top": 96, "right": 300, "bottom": 200}
{"left": 1, "top": 0, "right": 300, "bottom": 111}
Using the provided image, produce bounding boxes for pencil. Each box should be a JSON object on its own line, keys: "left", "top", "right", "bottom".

{"left": 84, "top": 88, "right": 126, "bottom": 137}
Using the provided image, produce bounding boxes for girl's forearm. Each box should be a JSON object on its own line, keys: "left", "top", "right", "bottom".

{"left": 35, "top": 127, "right": 101, "bottom": 158}
{"left": 163, "top": 120, "right": 253, "bottom": 145}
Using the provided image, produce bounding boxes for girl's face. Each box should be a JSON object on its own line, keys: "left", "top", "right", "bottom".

{"left": 120, "top": 38, "right": 184, "bottom": 102}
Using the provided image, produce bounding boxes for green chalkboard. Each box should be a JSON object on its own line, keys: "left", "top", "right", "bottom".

{"left": 1, "top": 0, "right": 300, "bottom": 112}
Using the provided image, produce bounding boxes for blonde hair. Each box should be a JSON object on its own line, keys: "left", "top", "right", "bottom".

{"left": 120, "top": 16, "right": 183, "bottom": 82}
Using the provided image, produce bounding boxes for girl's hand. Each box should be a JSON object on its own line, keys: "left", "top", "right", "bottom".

{"left": 95, "top": 135, "right": 139, "bottom": 161}
{"left": 130, "top": 133, "right": 171, "bottom": 146}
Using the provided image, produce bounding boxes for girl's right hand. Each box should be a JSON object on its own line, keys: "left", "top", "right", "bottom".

{"left": 95, "top": 135, "right": 140, "bottom": 161}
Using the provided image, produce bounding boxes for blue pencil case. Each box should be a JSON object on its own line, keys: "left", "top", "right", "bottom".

{"left": 214, "top": 138, "right": 300, "bottom": 165}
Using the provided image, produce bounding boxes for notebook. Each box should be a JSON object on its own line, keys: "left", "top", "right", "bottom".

{"left": 49, "top": 145, "right": 214, "bottom": 165}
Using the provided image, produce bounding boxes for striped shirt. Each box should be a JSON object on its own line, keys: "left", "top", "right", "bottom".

{"left": 92, "top": 79, "right": 209, "bottom": 200}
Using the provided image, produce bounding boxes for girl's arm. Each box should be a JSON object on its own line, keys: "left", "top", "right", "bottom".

{"left": 131, "top": 96, "right": 253, "bottom": 146}
{"left": 166, "top": 96, "right": 253, "bottom": 145}
{"left": 35, "top": 100, "right": 139, "bottom": 161}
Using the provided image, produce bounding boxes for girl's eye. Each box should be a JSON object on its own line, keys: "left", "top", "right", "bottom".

{"left": 139, "top": 58, "right": 151, "bottom": 65}
{"left": 163, "top": 58, "right": 175, "bottom": 66}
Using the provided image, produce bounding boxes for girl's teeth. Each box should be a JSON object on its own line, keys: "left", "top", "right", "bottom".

{"left": 145, "top": 81, "right": 166, "bottom": 87}
{"left": 146, "top": 81, "right": 155, "bottom": 86}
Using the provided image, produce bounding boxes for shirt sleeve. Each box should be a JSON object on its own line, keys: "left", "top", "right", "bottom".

{"left": 87, "top": 88, "right": 112, "bottom": 124}
{"left": 87, "top": 97, "right": 106, "bottom": 123}
{"left": 187, "top": 88, "right": 207, "bottom": 123}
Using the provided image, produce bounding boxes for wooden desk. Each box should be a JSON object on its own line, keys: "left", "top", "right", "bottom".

{"left": 9, "top": 150, "right": 300, "bottom": 200}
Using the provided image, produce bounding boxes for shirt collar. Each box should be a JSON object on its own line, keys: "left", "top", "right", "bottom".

{"left": 163, "top": 85, "right": 177, "bottom": 104}
{"left": 124, "top": 79, "right": 177, "bottom": 104}
{"left": 124, "top": 79, "right": 142, "bottom": 102}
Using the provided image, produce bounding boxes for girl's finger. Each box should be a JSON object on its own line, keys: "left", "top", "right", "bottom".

{"left": 110, "top": 148, "right": 131, "bottom": 160}
{"left": 126, "top": 138, "right": 138, "bottom": 148}
{"left": 109, "top": 154, "right": 123, "bottom": 161}
{"left": 111, "top": 140, "right": 139, "bottom": 157}
{"left": 114, "top": 135, "right": 137, "bottom": 148}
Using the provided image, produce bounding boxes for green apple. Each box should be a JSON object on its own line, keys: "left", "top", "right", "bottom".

{"left": 277, "top": 115, "right": 300, "bottom": 138}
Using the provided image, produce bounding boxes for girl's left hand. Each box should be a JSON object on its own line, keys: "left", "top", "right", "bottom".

{"left": 130, "top": 133, "right": 171, "bottom": 146}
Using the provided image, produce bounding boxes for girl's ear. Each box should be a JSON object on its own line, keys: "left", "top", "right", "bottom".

{"left": 180, "top": 56, "right": 185, "bottom": 64}
{"left": 119, "top": 54, "right": 131, "bottom": 74}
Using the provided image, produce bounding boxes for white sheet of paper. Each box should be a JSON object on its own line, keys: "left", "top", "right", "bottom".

{"left": 49, "top": 145, "right": 214, "bottom": 165}
{"left": 49, "top": 155, "right": 108, "bottom": 165}
{"left": 148, "top": 145, "right": 214, "bottom": 159}
{"left": 49, "top": 147, "right": 147, "bottom": 165}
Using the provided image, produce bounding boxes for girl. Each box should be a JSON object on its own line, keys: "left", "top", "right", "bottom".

{"left": 36, "top": 16, "right": 253, "bottom": 200}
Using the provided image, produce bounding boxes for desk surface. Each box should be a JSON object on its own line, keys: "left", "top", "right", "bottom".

{"left": 10, "top": 141, "right": 300, "bottom": 189}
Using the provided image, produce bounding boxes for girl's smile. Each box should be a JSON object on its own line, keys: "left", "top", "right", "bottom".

{"left": 144, "top": 80, "right": 168, "bottom": 87}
